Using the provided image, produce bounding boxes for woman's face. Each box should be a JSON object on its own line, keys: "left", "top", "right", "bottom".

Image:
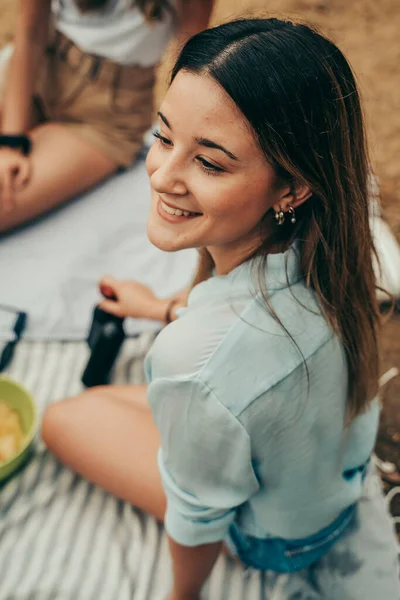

{"left": 146, "top": 71, "right": 288, "bottom": 273}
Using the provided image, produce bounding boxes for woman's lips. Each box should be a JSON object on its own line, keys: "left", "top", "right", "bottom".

{"left": 157, "top": 197, "right": 202, "bottom": 223}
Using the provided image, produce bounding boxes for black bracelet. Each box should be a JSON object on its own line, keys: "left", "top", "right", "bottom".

{"left": 0, "top": 134, "right": 32, "bottom": 155}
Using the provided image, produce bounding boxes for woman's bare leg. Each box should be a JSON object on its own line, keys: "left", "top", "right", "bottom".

{"left": 41, "top": 384, "right": 166, "bottom": 521}
{"left": 0, "top": 122, "right": 118, "bottom": 233}
{"left": 42, "top": 383, "right": 240, "bottom": 565}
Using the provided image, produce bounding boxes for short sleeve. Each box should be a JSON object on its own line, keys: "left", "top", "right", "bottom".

{"left": 148, "top": 377, "right": 259, "bottom": 546}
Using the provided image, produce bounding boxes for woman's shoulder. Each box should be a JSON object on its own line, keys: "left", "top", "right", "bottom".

{"left": 147, "top": 272, "right": 337, "bottom": 393}
{"left": 197, "top": 281, "right": 339, "bottom": 413}
{"left": 146, "top": 286, "right": 251, "bottom": 382}
{"left": 146, "top": 243, "right": 339, "bottom": 404}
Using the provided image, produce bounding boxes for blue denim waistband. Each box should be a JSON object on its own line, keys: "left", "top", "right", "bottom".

{"left": 227, "top": 502, "right": 356, "bottom": 573}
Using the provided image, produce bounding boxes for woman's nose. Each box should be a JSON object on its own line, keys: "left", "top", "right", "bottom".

{"left": 150, "top": 157, "right": 188, "bottom": 197}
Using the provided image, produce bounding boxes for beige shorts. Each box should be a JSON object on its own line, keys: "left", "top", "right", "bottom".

{"left": 33, "top": 30, "right": 156, "bottom": 167}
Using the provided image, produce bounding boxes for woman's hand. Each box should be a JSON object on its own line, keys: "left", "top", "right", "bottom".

{"left": 98, "top": 276, "right": 189, "bottom": 322}
{"left": 98, "top": 276, "right": 165, "bottom": 320}
{"left": 0, "top": 148, "right": 31, "bottom": 211}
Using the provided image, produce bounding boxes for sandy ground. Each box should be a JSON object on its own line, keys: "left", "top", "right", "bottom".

{"left": 1, "top": 0, "right": 399, "bottom": 525}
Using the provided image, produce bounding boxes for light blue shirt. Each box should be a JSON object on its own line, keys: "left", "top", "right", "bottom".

{"left": 145, "top": 245, "right": 379, "bottom": 547}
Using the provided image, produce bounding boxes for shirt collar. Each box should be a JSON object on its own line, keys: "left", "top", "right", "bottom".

{"left": 188, "top": 242, "right": 303, "bottom": 305}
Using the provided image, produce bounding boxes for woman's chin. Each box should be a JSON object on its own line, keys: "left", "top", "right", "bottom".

{"left": 146, "top": 221, "right": 183, "bottom": 253}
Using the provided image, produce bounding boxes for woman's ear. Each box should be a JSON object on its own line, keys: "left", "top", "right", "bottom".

{"left": 273, "top": 182, "right": 312, "bottom": 213}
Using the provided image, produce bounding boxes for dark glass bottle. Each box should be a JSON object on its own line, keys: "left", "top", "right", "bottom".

{"left": 81, "top": 303, "right": 125, "bottom": 387}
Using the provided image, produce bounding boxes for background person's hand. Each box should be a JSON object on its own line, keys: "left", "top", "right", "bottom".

{"left": 98, "top": 276, "right": 164, "bottom": 321}
{"left": 0, "top": 148, "right": 31, "bottom": 211}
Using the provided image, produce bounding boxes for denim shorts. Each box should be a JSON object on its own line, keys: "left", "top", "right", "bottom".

{"left": 226, "top": 503, "right": 356, "bottom": 573}
{"left": 225, "top": 466, "right": 399, "bottom": 600}
{"left": 226, "top": 460, "right": 375, "bottom": 573}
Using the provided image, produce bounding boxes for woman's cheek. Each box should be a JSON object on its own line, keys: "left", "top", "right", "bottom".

{"left": 195, "top": 176, "right": 236, "bottom": 214}
{"left": 208, "top": 187, "right": 245, "bottom": 219}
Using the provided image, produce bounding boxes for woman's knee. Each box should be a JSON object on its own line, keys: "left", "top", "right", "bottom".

{"left": 41, "top": 393, "right": 91, "bottom": 452}
{"left": 41, "top": 389, "right": 109, "bottom": 448}
{"left": 42, "top": 398, "right": 71, "bottom": 450}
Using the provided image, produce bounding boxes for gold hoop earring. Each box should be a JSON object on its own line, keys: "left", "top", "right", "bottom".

{"left": 288, "top": 206, "right": 296, "bottom": 224}
{"left": 274, "top": 208, "right": 285, "bottom": 226}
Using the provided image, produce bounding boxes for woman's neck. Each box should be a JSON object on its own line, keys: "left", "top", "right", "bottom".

{"left": 208, "top": 239, "right": 290, "bottom": 276}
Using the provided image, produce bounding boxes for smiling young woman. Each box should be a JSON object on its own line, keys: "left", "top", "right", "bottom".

{"left": 146, "top": 74, "right": 310, "bottom": 274}
{"left": 42, "top": 18, "right": 399, "bottom": 600}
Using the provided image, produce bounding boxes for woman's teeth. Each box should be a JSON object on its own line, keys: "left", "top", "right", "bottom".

{"left": 161, "top": 200, "right": 196, "bottom": 217}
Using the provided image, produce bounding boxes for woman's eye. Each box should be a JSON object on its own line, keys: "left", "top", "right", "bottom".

{"left": 152, "top": 134, "right": 224, "bottom": 175}
{"left": 197, "top": 157, "right": 225, "bottom": 175}
{"left": 153, "top": 131, "right": 172, "bottom": 146}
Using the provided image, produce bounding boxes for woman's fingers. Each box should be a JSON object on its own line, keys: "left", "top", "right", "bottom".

{"left": 0, "top": 157, "right": 31, "bottom": 211}
{"left": 1, "top": 169, "right": 15, "bottom": 211}
{"left": 99, "top": 275, "right": 119, "bottom": 299}
{"left": 98, "top": 298, "right": 124, "bottom": 317}
{"left": 13, "top": 157, "right": 31, "bottom": 190}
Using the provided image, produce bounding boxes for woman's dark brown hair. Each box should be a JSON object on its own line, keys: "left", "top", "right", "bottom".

{"left": 173, "top": 18, "right": 382, "bottom": 421}
{"left": 75, "top": 0, "right": 172, "bottom": 22}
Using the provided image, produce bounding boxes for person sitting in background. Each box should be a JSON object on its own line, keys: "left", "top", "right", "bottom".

{"left": 0, "top": 0, "right": 214, "bottom": 233}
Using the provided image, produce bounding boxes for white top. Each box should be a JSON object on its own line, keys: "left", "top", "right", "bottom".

{"left": 53, "top": 0, "right": 177, "bottom": 66}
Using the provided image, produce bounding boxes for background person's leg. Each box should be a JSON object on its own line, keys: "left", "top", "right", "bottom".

{"left": 41, "top": 384, "right": 166, "bottom": 522}
{"left": 0, "top": 122, "right": 118, "bottom": 233}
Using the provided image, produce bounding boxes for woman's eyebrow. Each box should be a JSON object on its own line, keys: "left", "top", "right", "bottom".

{"left": 196, "top": 137, "right": 239, "bottom": 161}
{"left": 158, "top": 111, "right": 171, "bottom": 129}
{"left": 158, "top": 110, "right": 239, "bottom": 161}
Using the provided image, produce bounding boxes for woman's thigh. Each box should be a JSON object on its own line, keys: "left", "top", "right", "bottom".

{"left": 41, "top": 384, "right": 166, "bottom": 522}
{"left": 0, "top": 122, "right": 117, "bottom": 233}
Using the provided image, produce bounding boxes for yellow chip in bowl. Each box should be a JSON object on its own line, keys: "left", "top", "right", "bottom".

{"left": 0, "top": 403, "right": 24, "bottom": 463}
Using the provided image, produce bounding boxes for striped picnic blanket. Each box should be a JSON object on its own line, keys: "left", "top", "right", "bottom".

{"left": 0, "top": 339, "right": 398, "bottom": 600}
{"left": 0, "top": 339, "right": 265, "bottom": 600}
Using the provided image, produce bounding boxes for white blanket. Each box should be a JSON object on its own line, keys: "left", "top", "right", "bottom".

{"left": 0, "top": 159, "right": 197, "bottom": 341}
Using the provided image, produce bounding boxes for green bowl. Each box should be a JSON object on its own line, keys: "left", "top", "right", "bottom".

{"left": 0, "top": 376, "right": 38, "bottom": 483}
